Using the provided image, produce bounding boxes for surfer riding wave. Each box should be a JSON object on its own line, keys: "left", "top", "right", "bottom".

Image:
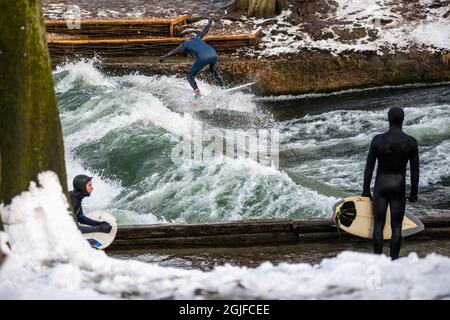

{"left": 159, "top": 17, "right": 225, "bottom": 97}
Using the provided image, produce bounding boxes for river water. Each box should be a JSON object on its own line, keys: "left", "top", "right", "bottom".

{"left": 55, "top": 60, "right": 450, "bottom": 226}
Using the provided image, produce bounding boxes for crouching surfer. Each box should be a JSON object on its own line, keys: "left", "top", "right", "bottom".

{"left": 159, "top": 17, "right": 225, "bottom": 98}
{"left": 70, "top": 175, "right": 112, "bottom": 246}
{"left": 362, "top": 107, "right": 419, "bottom": 260}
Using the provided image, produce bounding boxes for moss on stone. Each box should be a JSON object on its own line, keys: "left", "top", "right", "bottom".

{"left": 334, "top": 55, "right": 345, "bottom": 69}
{"left": 392, "top": 68, "right": 400, "bottom": 78}
{"left": 0, "top": 1, "right": 69, "bottom": 213}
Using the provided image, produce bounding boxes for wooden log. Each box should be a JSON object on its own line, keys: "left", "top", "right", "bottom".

{"left": 118, "top": 219, "right": 292, "bottom": 239}
{"left": 111, "top": 215, "right": 450, "bottom": 249}
{"left": 116, "top": 216, "right": 450, "bottom": 241}
{"left": 291, "top": 219, "right": 336, "bottom": 233}
{"left": 414, "top": 227, "right": 450, "bottom": 239}
{"left": 110, "top": 231, "right": 299, "bottom": 249}
{"left": 417, "top": 215, "right": 450, "bottom": 228}
{"left": 292, "top": 216, "right": 450, "bottom": 233}
{"left": 297, "top": 227, "right": 450, "bottom": 242}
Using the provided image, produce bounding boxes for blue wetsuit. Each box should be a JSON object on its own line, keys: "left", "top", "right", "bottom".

{"left": 161, "top": 18, "right": 224, "bottom": 91}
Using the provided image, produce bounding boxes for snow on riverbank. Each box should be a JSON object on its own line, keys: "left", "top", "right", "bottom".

{"left": 250, "top": 0, "right": 450, "bottom": 56}
{"left": 1, "top": 172, "right": 450, "bottom": 299}
{"left": 43, "top": 0, "right": 449, "bottom": 58}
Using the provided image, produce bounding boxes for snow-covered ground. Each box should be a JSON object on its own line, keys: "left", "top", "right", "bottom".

{"left": 43, "top": 0, "right": 450, "bottom": 57}
{"left": 248, "top": 0, "right": 450, "bottom": 56}
{"left": 1, "top": 172, "right": 450, "bottom": 299}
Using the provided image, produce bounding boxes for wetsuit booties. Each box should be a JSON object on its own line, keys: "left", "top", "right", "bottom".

{"left": 362, "top": 107, "right": 419, "bottom": 260}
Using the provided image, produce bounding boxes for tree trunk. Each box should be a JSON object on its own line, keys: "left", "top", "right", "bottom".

{"left": 249, "top": 0, "right": 276, "bottom": 18}
{"left": 234, "top": 0, "right": 287, "bottom": 18}
{"left": 0, "top": 0, "right": 68, "bottom": 210}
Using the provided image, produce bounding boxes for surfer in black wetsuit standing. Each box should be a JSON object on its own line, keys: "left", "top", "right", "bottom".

{"left": 362, "top": 107, "right": 419, "bottom": 260}
{"left": 159, "top": 17, "right": 224, "bottom": 97}
{"left": 70, "top": 175, "right": 112, "bottom": 235}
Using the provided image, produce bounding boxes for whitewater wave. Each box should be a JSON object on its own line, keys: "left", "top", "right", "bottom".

{"left": 55, "top": 60, "right": 449, "bottom": 223}
{"left": 56, "top": 60, "right": 334, "bottom": 223}
{"left": 115, "top": 157, "right": 336, "bottom": 223}
{"left": 280, "top": 103, "right": 450, "bottom": 190}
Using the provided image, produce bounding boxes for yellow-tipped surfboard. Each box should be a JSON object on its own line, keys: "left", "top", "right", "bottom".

{"left": 332, "top": 196, "right": 424, "bottom": 239}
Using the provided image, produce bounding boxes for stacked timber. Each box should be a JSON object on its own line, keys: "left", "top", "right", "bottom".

{"left": 47, "top": 32, "right": 262, "bottom": 57}
{"left": 45, "top": 16, "right": 189, "bottom": 38}
{"left": 45, "top": 16, "right": 262, "bottom": 58}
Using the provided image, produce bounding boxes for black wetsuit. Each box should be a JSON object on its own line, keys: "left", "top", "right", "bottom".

{"left": 70, "top": 175, "right": 103, "bottom": 234}
{"left": 362, "top": 107, "right": 419, "bottom": 260}
{"left": 161, "top": 18, "right": 224, "bottom": 91}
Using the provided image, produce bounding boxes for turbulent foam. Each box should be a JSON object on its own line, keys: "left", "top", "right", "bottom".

{"left": 281, "top": 103, "right": 450, "bottom": 191}
{"left": 54, "top": 59, "right": 117, "bottom": 93}
{"left": 281, "top": 104, "right": 450, "bottom": 148}
{"left": 56, "top": 60, "right": 331, "bottom": 223}
{"left": 116, "top": 157, "right": 336, "bottom": 223}
{"left": 420, "top": 140, "right": 450, "bottom": 186}
{"left": 1, "top": 174, "right": 450, "bottom": 299}
{"left": 60, "top": 87, "right": 197, "bottom": 148}
{"left": 55, "top": 60, "right": 449, "bottom": 223}
{"left": 116, "top": 73, "right": 257, "bottom": 113}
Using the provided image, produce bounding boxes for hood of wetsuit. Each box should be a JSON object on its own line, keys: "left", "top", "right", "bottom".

{"left": 72, "top": 174, "right": 93, "bottom": 197}
{"left": 388, "top": 107, "right": 404, "bottom": 127}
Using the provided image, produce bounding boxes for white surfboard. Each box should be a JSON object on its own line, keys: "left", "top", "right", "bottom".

{"left": 197, "top": 82, "right": 256, "bottom": 98}
{"left": 190, "top": 82, "right": 257, "bottom": 110}
{"left": 223, "top": 82, "right": 256, "bottom": 93}
{"left": 81, "top": 210, "right": 117, "bottom": 250}
{"left": 332, "top": 196, "right": 424, "bottom": 239}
